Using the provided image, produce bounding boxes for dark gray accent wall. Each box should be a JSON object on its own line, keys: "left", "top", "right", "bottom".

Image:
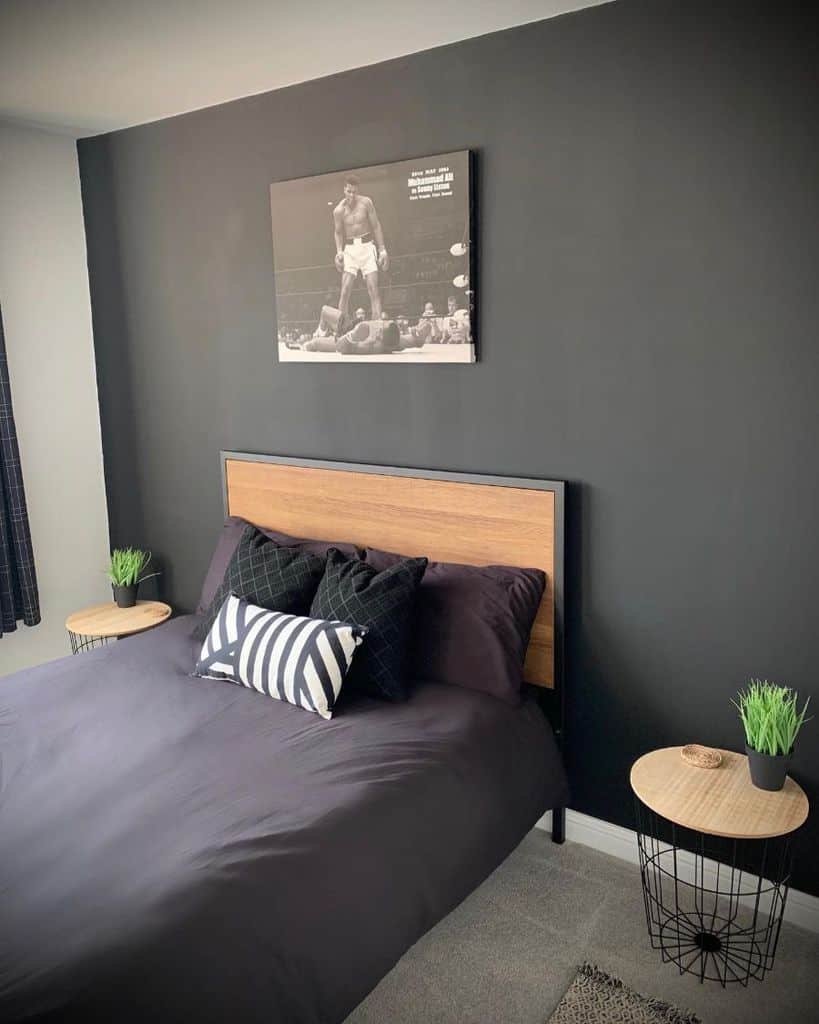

{"left": 79, "top": 0, "right": 819, "bottom": 894}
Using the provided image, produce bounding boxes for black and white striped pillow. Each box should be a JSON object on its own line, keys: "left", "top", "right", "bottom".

{"left": 194, "top": 593, "right": 366, "bottom": 719}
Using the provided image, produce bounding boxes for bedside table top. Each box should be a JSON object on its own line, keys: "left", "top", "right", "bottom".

{"left": 630, "top": 746, "right": 809, "bottom": 839}
{"left": 65, "top": 600, "right": 171, "bottom": 638}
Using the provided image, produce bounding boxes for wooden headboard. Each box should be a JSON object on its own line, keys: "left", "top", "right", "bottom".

{"left": 221, "top": 452, "right": 564, "bottom": 691}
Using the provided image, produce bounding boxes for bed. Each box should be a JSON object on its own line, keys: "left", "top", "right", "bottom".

{"left": 0, "top": 454, "right": 569, "bottom": 1023}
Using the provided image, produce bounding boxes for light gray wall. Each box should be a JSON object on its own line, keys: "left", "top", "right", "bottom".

{"left": 78, "top": 0, "right": 819, "bottom": 893}
{"left": 0, "top": 0, "right": 611, "bottom": 134}
{"left": 0, "top": 120, "right": 110, "bottom": 674}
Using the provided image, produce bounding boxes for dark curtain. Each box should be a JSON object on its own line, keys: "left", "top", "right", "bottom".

{"left": 0, "top": 306, "right": 40, "bottom": 636}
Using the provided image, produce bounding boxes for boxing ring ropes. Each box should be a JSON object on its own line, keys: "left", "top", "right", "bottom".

{"left": 274, "top": 238, "right": 471, "bottom": 330}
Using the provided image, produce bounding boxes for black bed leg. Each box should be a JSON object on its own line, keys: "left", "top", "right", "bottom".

{"left": 551, "top": 807, "right": 566, "bottom": 845}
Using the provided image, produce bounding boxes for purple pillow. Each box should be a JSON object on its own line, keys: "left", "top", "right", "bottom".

{"left": 197, "top": 517, "right": 360, "bottom": 614}
{"left": 365, "top": 548, "right": 545, "bottom": 705}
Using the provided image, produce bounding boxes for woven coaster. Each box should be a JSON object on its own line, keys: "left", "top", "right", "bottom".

{"left": 681, "top": 744, "right": 722, "bottom": 769}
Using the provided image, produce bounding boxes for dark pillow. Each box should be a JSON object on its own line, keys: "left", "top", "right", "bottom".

{"left": 197, "top": 516, "right": 360, "bottom": 614}
{"left": 365, "top": 548, "right": 545, "bottom": 705}
{"left": 310, "top": 547, "right": 427, "bottom": 702}
{"left": 196, "top": 525, "right": 326, "bottom": 640}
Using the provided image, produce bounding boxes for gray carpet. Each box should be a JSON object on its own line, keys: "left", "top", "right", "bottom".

{"left": 345, "top": 830, "right": 819, "bottom": 1024}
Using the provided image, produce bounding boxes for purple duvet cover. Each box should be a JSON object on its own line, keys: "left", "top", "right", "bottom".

{"left": 0, "top": 616, "right": 568, "bottom": 1023}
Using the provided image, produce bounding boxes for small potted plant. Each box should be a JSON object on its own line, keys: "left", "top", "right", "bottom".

{"left": 107, "top": 548, "right": 158, "bottom": 608}
{"left": 732, "top": 680, "right": 811, "bottom": 792}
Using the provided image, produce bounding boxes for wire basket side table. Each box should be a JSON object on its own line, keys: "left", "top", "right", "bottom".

{"left": 631, "top": 747, "right": 808, "bottom": 988}
{"left": 65, "top": 601, "right": 172, "bottom": 654}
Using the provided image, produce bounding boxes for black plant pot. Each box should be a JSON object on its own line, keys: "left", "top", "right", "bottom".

{"left": 112, "top": 584, "right": 138, "bottom": 609}
{"left": 745, "top": 744, "right": 792, "bottom": 792}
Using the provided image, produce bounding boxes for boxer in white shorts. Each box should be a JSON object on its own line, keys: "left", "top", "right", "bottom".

{"left": 333, "top": 174, "right": 389, "bottom": 322}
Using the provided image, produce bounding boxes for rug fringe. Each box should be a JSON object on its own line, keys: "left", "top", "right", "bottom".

{"left": 577, "top": 963, "right": 702, "bottom": 1024}
{"left": 578, "top": 962, "right": 624, "bottom": 990}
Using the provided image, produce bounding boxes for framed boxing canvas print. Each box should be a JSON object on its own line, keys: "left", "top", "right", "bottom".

{"left": 270, "top": 150, "right": 476, "bottom": 363}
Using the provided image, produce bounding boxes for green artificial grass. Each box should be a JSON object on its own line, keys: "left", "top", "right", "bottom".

{"left": 733, "top": 679, "right": 811, "bottom": 757}
{"left": 107, "top": 547, "right": 157, "bottom": 588}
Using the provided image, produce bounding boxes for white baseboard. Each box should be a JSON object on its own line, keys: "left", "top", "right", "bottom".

{"left": 535, "top": 809, "right": 819, "bottom": 935}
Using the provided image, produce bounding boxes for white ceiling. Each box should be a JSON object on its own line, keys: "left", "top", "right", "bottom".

{"left": 0, "top": 0, "right": 610, "bottom": 137}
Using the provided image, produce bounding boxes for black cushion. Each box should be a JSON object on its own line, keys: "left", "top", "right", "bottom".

{"left": 310, "top": 547, "right": 427, "bottom": 701}
{"left": 196, "top": 525, "right": 326, "bottom": 640}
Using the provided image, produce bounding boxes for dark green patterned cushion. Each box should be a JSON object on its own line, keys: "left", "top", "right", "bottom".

{"left": 310, "top": 547, "right": 427, "bottom": 701}
{"left": 196, "top": 525, "right": 325, "bottom": 640}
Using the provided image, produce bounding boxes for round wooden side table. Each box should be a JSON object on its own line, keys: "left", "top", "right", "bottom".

{"left": 630, "top": 746, "right": 808, "bottom": 987}
{"left": 65, "top": 600, "right": 172, "bottom": 653}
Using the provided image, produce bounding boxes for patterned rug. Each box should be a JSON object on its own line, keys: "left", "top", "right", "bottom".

{"left": 547, "top": 964, "right": 701, "bottom": 1024}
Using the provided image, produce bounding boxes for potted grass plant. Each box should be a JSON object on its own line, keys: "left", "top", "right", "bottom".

{"left": 733, "top": 680, "right": 811, "bottom": 792}
{"left": 107, "top": 548, "right": 158, "bottom": 608}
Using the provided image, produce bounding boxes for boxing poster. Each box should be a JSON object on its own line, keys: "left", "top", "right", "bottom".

{"left": 270, "top": 150, "right": 475, "bottom": 363}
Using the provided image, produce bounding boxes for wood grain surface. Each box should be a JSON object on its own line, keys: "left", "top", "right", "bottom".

{"left": 65, "top": 600, "right": 171, "bottom": 639}
{"left": 630, "top": 746, "right": 809, "bottom": 839}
